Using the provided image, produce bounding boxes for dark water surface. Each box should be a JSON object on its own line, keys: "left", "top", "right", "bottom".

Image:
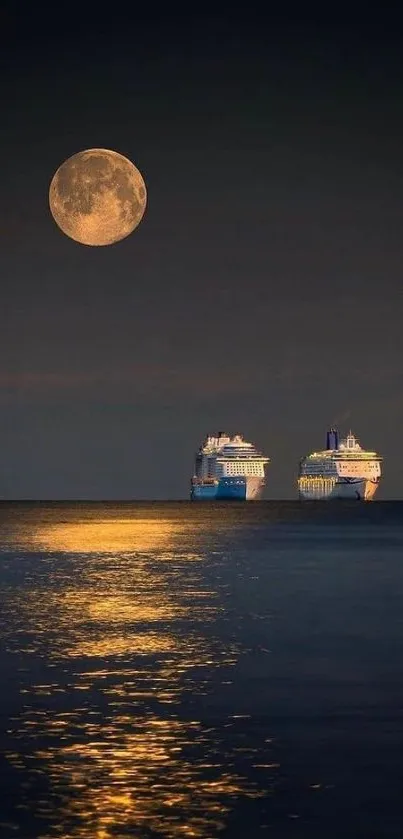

{"left": 0, "top": 501, "right": 402, "bottom": 838}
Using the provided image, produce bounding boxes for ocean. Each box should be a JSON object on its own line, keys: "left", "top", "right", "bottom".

{"left": 0, "top": 501, "right": 402, "bottom": 838}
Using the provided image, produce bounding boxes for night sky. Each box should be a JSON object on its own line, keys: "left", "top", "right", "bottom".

{"left": 2, "top": 9, "right": 403, "bottom": 498}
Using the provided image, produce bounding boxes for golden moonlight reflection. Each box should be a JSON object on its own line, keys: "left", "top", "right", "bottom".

{"left": 2, "top": 506, "right": 269, "bottom": 837}
{"left": 7, "top": 711, "right": 264, "bottom": 838}
{"left": 31, "top": 517, "right": 184, "bottom": 553}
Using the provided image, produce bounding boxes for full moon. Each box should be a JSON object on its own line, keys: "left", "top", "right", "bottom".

{"left": 49, "top": 148, "right": 147, "bottom": 246}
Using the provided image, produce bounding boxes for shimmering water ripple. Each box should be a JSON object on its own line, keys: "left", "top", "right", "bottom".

{"left": 0, "top": 506, "right": 270, "bottom": 838}
{"left": 1, "top": 502, "right": 403, "bottom": 838}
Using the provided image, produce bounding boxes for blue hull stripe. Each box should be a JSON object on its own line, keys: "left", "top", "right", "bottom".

{"left": 191, "top": 478, "right": 247, "bottom": 500}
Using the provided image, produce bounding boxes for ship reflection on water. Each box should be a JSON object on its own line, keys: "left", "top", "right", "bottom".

{"left": 2, "top": 506, "right": 265, "bottom": 838}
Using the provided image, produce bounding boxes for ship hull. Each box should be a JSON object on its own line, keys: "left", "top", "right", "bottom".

{"left": 191, "top": 476, "right": 265, "bottom": 501}
{"left": 299, "top": 477, "right": 380, "bottom": 501}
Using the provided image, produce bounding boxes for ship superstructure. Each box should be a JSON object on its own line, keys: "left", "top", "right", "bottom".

{"left": 298, "top": 428, "right": 382, "bottom": 500}
{"left": 191, "top": 433, "right": 269, "bottom": 500}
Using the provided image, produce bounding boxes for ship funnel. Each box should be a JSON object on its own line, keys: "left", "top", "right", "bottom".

{"left": 326, "top": 427, "right": 339, "bottom": 450}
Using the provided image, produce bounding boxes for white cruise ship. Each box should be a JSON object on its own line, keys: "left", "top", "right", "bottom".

{"left": 298, "top": 428, "right": 382, "bottom": 501}
{"left": 191, "top": 433, "right": 270, "bottom": 500}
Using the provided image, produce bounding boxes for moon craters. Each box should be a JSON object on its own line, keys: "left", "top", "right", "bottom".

{"left": 49, "top": 148, "right": 147, "bottom": 246}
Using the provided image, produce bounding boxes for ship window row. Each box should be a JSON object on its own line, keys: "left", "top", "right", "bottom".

{"left": 299, "top": 477, "right": 336, "bottom": 486}
{"left": 224, "top": 464, "right": 262, "bottom": 475}
{"left": 303, "top": 463, "right": 378, "bottom": 474}
{"left": 221, "top": 454, "right": 261, "bottom": 459}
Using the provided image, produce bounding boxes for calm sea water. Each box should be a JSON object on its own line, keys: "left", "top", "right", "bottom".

{"left": 0, "top": 501, "right": 402, "bottom": 838}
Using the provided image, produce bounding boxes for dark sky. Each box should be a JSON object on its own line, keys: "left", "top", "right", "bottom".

{"left": 1, "top": 8, "right": 403, "bottom": 498}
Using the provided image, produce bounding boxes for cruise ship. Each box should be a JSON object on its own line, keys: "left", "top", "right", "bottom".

{"left": 298, "top": 428, "right": 382, "bottom": 500}
{"left": 190, "top": 433, "right": 270, "bottom": 500}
